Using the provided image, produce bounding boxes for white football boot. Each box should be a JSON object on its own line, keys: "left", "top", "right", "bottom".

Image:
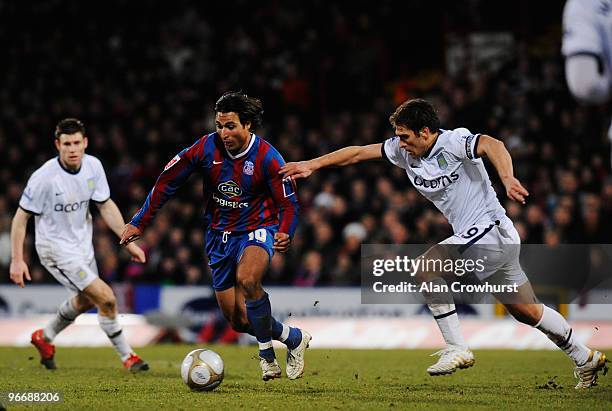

{"left": 574, "top": 350, "right": 608, "bottom": 389}
{"left": 259, "top": 357, "right": 282, "bottom": 381}
{"left": 427, "top": 346, "right": 475, "bottom": 376}
{"left": 286, "top": 330, "right": 312, "bottom": 380}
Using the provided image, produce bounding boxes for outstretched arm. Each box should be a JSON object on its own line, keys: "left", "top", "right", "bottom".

{"left": 9, "top": 208, "right": 32, "bottom": 288}
{"left": 121, "top": 137, "right": 206, "bottom": 245}
{"left": 476, "top": 135, "right": 529, "bottom": 204}
{"left": 279, "top": 143, "right": 383, "bottom": 179}
{"left": 97, "top": 199, "right": 146, "bottom": 263}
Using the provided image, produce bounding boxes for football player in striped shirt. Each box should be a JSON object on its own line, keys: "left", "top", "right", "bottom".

{"left": 120, "top": 92, "right": 311, "bottom": 381}
{"left": 10, "top": 118, "right": 149, "bottom": 372}
{"left": 281, "top": 98, "right": 608, "bottom": 388}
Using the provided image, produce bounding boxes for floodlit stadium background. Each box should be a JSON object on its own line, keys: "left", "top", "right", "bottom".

{"left": 0, "top": 0, "right": 610, "bottom": 349}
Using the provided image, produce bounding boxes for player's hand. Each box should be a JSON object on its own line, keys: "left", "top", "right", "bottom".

{"left": 126, "top": 242, "right": 147, "bottom": 263}
{"left": 9, "top": 259, "right": 31, "bottom": 288}
{"left": 502, "top": 176, "right": 529, "bottom": 204}
{"left": 273, "top": 232, "right": 291, "bottom": 253}
{"left": 120, "top": 223, "right": 143, "bottom": 245}
{"left": 279, "top": 161, "right": 315, "bottom": 180}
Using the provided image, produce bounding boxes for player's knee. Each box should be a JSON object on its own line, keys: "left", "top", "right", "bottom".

{"left": 73, "top": 295, "right": 86, "bottom": 311}
{"left": 98, "top": 296, "right": 117, "bottom": 314}
{"left": 75, "top": 297, "right": 94, "bottom": 313}
{"left": 236, "top": 276, "right": 262, "bottom": 297}
{"left": 506, "top": 304, "right": 540, "bottom": 326}
{"left": 526, "top": 305, "right": 543, "bottom": 325}
{"left": 415, "top": 270, "right": 436, "bottom": 284}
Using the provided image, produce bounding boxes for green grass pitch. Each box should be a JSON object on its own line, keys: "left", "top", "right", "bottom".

{"left": 0, "top": 346, "right": 610, "bottom": 410}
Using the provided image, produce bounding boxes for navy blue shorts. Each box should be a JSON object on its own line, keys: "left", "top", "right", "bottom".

{"left": 205, "top": 226, "right": 277, "bottom": 291}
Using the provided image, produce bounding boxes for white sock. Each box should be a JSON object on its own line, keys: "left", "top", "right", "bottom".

{"left": 535, "top": 305, "right": 590, "bottom": 366}
{"left": 428, "top": 303, "right": 468, "bottom": 349}
{"left": 98, "top": 315, "right": 133, "bottom": 362}
{"left": 279, "top": 323, "right": 290, "bottom": 342}
{"left": 43, "top": 299, "right": 80, "bottom": 342}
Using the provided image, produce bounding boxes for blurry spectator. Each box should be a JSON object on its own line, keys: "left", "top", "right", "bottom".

{"left": 185, "top": 266, "right": 203, "bottom": 285}
{"left": 329, "top": 254, "right": 355, "bottom": 285}
{"left": 293, "top": 251, "right": 322, "bottom": 286}
{"left": 268, "top": 253, "right": 287, "bottom": 284}
{"left": 544, "top": 229, "right": 562, "bottom": 246}
{"left": 100, "top": 254, "right": 120, "bottom": 283}
{"left": 525, "top": 205, "right": 545, "bottom": 243}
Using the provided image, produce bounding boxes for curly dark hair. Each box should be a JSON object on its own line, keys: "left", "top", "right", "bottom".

{"left": 214, "top": 91, "right": 264, "bottom": 130}
{"left": 389, "top": 98, "right": 440, "bottom": 133}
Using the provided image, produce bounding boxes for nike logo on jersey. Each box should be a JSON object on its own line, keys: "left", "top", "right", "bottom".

{"left": 212, "top": 160, "right": 223, "bottom": 165}
{"left": 55, "top": 192, "right": 63, "bottom": 196}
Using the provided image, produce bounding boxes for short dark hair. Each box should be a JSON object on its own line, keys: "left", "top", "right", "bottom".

{"left": 214, "top": 91, "right": 264, "bottom": 130}
{"left": 55, "top": 118, "right": 85, "bottom": 139}
{"left": 389, "top": 98, "right": 440, "bottom": 133}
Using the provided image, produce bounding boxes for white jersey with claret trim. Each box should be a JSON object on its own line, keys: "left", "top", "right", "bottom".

{"left": 19, "top": 154, "right": 110, "bottom": 261}
{"left": 563, "top": 0, "right": 612, "bottom": 75}
{"left": 382, "top": 128, "right": 507, "bottom": 234}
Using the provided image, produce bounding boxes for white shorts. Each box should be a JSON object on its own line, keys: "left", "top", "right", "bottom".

{"left": 40, "top": 256, "right": 99, "bottom": 295}
{"left": 440, "top": 217, "right": 528, "bottom": 287}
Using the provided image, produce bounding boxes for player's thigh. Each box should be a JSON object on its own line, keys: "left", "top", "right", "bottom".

{"left": 235, "top": 228, "right": 275, "bottom": 280}
{"left": 236, "top": 245, "right": 270, "bottom": 284}
{"left": 493, "top": 278, "right": 537, "bottom": 303}
{"left": 82, "top": 277, "right": 116, "bottom": 309}
{"left": 413, "top": 243, "right": 455, "bottom": 283}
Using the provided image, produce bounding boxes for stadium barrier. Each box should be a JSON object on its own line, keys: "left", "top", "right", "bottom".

{"left": 0, "top": 314, "right": 158, "bottom": 347}
{"left": 1, "top": 285, "right": 610, "bottom": 348}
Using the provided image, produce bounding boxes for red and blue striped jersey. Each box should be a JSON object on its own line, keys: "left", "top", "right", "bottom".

{"left": 130, "top": 133, "right": 299, "bottom": 236}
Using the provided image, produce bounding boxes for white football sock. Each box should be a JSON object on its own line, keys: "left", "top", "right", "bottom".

{"left": 279, "top": 323, "right": 290, "bottom": 342}
{"left": 535, "top": 305, "right": 590, "bottom": 366}
{"left": 43, "top": 299, "right": 80, "bottom": 342}
{"left": 428, "top": 303, "right": 468, "bottom": 349}
{"left": 98, "top": 315, "right": 133, "bottom": 362}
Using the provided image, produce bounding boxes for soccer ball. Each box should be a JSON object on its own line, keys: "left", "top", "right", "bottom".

{"left": 181, "top": 348, "right": 224, "bottom": 391}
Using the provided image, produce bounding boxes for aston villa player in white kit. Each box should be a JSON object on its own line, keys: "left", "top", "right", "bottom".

{"left": 9, "top": 118, "right": 149, "bottom": 372}
{"left": 281, "top": 99, "right": 608, "bottom": 388}
{"left": 563, "top": 0, "right": 612, "bottom": 167}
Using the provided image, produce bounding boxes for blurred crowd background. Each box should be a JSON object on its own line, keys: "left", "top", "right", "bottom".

{"left": 0, "top": 0, "right": 610, "bottom": 289}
